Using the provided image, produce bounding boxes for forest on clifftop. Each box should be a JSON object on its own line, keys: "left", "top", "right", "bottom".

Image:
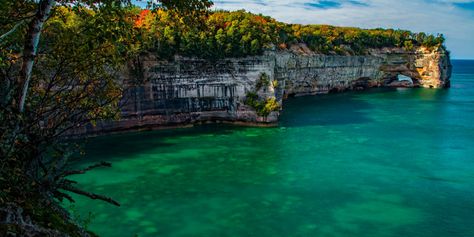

{"left": 131, "top": 8, "right": 445, "bottom": 59}
{"left": 0, "top": 1, "right": 446, "bottom": 235}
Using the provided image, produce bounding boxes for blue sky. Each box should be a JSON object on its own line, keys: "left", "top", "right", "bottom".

{"left": 212, "top": 0, "right": 474, "bottom": 59}
{"left": 134, "top": 0, "right": 474, "bottom": 59}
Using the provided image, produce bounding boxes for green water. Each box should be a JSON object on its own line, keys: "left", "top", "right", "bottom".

{"left": 70, "top": 60, "right": 474, "bottom": 237}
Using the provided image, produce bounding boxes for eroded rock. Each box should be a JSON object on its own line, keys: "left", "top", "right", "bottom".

{"left": 74, "top": 46, "right": 451, "bottom": 135}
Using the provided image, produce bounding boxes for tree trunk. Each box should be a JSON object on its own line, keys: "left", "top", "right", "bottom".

{"left": 18, "top": 0, "right": 55, "bottom": 112}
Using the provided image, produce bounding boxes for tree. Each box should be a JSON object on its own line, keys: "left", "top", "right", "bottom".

{"left": 0, "top": 3, "right": 446, "bottom": 234}
{"left": 404, "top": 40, "right": 414, "bottom": 51}
{"left": 250, "top": 39, "right": 260, "bottom": 54}
{"left": 0, "top": 0, "right": 212, "bottom": 235}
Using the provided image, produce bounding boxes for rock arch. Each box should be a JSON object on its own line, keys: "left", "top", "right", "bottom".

{"left": 385, "top": 73, "right": 419, "bottom": 88}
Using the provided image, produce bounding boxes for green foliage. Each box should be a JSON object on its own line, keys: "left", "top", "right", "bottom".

{"left": 244, "top": 92, "right": 280, "bottom": 117}
{"left": 0, "top": 0, "right": 213, "bottom": 235}
{"left": 404, "top": 40, "right": 414, "bottom": 51}
{"left": 255, "top": 73, "right": 271, "bottom": 90}
{"left": 132, "top": 9, "right": 446, "bottom": 59}
{"left": 244, "top": 73, "right": 280, "bottom": 117}
{"left": 130, "top": 9, "right": 446, "bottom": 59}
{"left": 244, "top": 91, "right": 259, "bottom": 108}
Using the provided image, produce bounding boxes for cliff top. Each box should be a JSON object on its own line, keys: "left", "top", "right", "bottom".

{"left": 130, "top": 8, "right": 446, "bottom": 59}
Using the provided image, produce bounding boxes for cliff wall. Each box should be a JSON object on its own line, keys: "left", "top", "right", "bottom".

{"left": 76, "top": 46, "right": 451, "bottom": 134}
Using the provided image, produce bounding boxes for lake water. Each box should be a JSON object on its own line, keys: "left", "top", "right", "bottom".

{"left": 69, "top": 60, "right": 474, "bottom": 237}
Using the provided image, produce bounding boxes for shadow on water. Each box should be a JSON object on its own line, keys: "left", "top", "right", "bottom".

{"left": 78, "top": 87, "right": 449, "bottom": 164}
{"left": 279, "top": 90, "right": 379, "bottom": 128}
{"left": 74, "top": 123, "right": 271, "bottom": 164}
{"left": 76, "top": 85, "right": 455, "bottom": 165}
{"left": 78, "top": 90, "right": 382, "bottom": 163}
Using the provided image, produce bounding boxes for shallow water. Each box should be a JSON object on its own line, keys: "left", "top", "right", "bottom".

{"left": 69, "top": 60, "right": 474, "bottom": 237}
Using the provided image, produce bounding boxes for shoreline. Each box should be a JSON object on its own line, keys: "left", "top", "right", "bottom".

{"left": 69, "top": 86, "right": 448, "bottom": 139}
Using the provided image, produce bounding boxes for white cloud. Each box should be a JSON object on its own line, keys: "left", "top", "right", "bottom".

{"left": 213, "top": 0, "right": 474, "bottom": 59}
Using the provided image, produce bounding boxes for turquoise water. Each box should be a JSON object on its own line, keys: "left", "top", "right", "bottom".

{"left": 70, "top": 60, "right": 474, "bottom": 237}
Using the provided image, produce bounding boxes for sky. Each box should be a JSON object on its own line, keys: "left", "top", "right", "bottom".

{"left": 133, "top": 0, "right": 474, "bottom": 59}
{"left": 211, "top": 0, "right": 474, "bottom": 59}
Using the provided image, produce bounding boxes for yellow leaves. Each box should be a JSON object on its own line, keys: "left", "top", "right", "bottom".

{"left": 264, "top": 97, "right": 280, "bottom": 113}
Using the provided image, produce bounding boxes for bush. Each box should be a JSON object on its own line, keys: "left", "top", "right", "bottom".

{"left": 255, "top": 73, "right": 271, "bottom": 90}
{"left": 244, "top": 92, "right": 280, "bottom": 117}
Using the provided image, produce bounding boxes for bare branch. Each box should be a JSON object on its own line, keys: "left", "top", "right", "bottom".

{"left": 60, "top": 185, "right": 120, "bottom": 206}
{"left": 60, "top": 161, "right": 111, "bottom": 177}
{"left": 54, "top": 190, "right": 75, "bottom": 203}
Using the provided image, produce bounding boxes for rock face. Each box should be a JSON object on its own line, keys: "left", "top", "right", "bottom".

{"left": 76, "top": 46, "right": 451, "bottom": 135}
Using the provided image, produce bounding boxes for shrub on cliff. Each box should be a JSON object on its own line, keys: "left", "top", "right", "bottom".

{"left": 256, "top": 73, "right": 271, "bottom": 91}
{"left": 244, "top": 93, "right": 280, "bottom": 117}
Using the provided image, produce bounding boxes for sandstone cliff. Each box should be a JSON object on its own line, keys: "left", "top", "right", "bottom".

{"left": 76, "top": 46, "right": 451, "bottom": 135}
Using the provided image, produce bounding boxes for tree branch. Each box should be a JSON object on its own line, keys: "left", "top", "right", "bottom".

{"left": 54, "top": 190, "right": 75, "bottom": 203}
{"left": 60, "top": 185, "right": 120, "bottom": 206}
{"left": 0, "top": 20, "right": 27, "bottom": 43}
{"left": 60, "top": 161, "right": 111, "bottom": 177}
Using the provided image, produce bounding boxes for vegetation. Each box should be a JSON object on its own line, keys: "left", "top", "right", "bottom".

{"left": 245, "top": 92, "right": 280, "bottom": 117}
{"left": 244, "top": 73, "right": 281, "bottom": 117}
{"left": 255, "top": 72, "right": 271, "bottom": 90}
{"left": 132, "top": 9, "right": 446, "bottom": 59}
{"left": 0, "top": 0, "right": 211, "bottom": 235}
{"left": 0, "top": 0, "right": 445, "bottom": 235}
